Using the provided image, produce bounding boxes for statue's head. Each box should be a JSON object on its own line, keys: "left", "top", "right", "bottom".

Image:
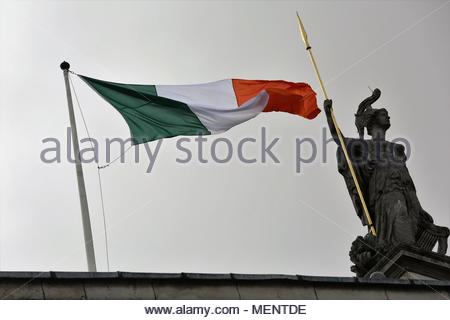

{"left": 369, "top": 108, "right": 391, "bottom": 134}
{"left": 355, "top": 89, "right": 390, "bottom": 138}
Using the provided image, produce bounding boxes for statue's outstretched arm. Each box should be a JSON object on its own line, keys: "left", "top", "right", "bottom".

{"left": 324, "top": 99, "right": 342, "bottom": 144}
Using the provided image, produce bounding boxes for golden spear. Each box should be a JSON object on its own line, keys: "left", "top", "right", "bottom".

{"left": 296, "top": 12, "right": 376, "bottom": 236}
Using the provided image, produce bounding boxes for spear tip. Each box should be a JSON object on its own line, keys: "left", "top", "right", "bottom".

{"left": 296, "top": 11, "right": 310, "bottom": 48}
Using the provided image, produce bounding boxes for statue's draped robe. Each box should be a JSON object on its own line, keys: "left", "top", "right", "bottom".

{"left": 337, "top": 138, "right": 433, "bottom": 245}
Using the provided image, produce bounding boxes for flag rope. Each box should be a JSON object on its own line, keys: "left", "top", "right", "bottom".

{"left": 69, "top": 74, "right": 111, "bottom": 271}
{"left": 97, "top": 145, "right": 133, "bottom": 169}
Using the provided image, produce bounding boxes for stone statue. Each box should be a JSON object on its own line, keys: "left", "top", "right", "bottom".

{"left": 324, "top": 89, "right": 449, "bottom": 276}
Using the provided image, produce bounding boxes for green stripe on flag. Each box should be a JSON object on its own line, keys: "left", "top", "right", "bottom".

{"left": 79, "top": 75, "right": 210, "bottom": 144}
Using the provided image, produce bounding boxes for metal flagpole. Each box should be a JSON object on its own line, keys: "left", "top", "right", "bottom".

{"left": 60, "top": 61, "right": 97, "bottom": 271}
{"left": 295, "top": 13, "right": 377, "bottom": 236}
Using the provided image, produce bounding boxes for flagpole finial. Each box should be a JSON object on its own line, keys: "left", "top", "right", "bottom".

{"left": 60, "top": 61, "right": 70, "bottom": 70}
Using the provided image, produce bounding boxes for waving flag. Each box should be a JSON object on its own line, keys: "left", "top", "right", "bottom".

{"left": 80, "top": 75, "right": 319, "bottom": 144}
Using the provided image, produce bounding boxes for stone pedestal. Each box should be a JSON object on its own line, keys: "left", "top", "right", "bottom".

{"left": 365, "top": 245, "right": 450, "bottom": 280}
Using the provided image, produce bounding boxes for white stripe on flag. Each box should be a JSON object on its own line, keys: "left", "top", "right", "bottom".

{"left": 155, "top": 80, "right": 269, "bottom": 134}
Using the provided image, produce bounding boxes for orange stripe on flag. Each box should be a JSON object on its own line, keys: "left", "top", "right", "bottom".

{"left": 232, "top": 79, "right": 320, "bottom": 119}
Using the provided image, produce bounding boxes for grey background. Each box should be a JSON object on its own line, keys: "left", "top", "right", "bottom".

{"left": 0, "top": 0, "right": 448, "bottom": 276}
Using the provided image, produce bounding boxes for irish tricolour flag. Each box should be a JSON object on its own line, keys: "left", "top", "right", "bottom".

{"left": 80, "top": 75, "right": 320, "bottom": 144}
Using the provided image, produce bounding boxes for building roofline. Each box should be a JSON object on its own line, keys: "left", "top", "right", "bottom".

{"left": 0, "top": 271, "right": 449, "bottom": 287}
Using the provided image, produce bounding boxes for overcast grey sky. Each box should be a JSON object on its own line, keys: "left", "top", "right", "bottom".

{"left": 0, "top": 0, "right": 448, "bottom": 276}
